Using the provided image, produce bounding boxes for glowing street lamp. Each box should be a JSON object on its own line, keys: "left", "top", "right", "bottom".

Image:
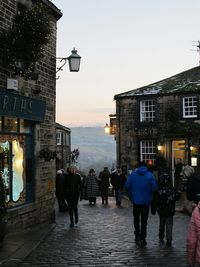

{"left": 104, "top": 123, "right": 110, "bottom": 134}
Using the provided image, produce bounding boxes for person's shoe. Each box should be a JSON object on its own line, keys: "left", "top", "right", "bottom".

{"left": 159, "top": 239, "right": 164, "bottom": 245}
{"left": 70, "top": 223, "right": 74, "bottom": 228}
{"left": 135, "top": 236, "right": 141, "bottom": 246}
{"left": 166, "top": 241, "right": 172, "bottom": 247}
{"left": 140, "top": 239, "right": 147, "bottom": 247}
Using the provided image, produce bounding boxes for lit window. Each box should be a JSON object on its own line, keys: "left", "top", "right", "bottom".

{"left": 140, "top": 100, "right": 155, "bottom": 122}
{"left": 140, "top": 140, "right": 156, "bottom": 164}
{"left": 56, "top": 131, "right": 62, "bottom": 145}
{"left": 183, "top": 96, "right": 197, "bottom": 118}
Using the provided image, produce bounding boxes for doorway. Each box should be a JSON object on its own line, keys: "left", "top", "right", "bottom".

{"left": 172, "top": 140, "right": 186, "bottom": 185}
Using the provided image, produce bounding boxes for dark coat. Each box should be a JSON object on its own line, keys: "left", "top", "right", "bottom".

{"left": 64, "top": 173, "right": 83, "bottom": 202}
{"left": 55, "top": 173, "right": 66, "bottom": 198}
{"left": 157, "top": 185, "right": 180, "bottom": 216}
{"left": 98, "top": 170, "right": 111, "bottom": 188}
{"left": 111, "top": 173, "right": 126, "bottom": 190}
{"left": 187, "top": 174, "right": 200, "bottom": 203}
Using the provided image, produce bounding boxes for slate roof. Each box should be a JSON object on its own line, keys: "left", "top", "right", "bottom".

{"left": 114, "top": 66, "right": 200, "bottom": 99}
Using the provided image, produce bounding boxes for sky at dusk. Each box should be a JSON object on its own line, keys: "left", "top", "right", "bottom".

{"left": 52, "top": 0, "right": 200, "bottom": 127}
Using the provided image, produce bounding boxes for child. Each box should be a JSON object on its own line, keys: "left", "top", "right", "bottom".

{"left": 156, "top": 172, "right": 180, "bottom": 246}
{"left": 187, "top": 201, "right": 200, "bottom": 267}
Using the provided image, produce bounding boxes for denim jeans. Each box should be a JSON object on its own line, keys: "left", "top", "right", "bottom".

{"left": 159, "top": 215, "right": 173, "bottom": 241}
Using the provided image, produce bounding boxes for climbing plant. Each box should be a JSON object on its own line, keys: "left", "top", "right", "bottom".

{"left": 0, "top": 2, "right": 52, "bottom": 72}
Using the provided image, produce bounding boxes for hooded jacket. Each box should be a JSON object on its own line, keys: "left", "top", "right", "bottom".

{"left": 125, "top": 166, "right": 157, "bottom": 205}
{"left": 187, "top": 202, "right": 200, "bottom": 266}
{"left": 156, "top": 173, "right": 180, "bottom": 216}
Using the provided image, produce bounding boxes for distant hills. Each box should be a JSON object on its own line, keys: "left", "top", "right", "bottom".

{"left": 71, "top": 127, "right": 116, "bottom": 175}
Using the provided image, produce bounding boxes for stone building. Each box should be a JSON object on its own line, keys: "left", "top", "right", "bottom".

{"left": 56, "top": 123, "right": 71, "bottom": 171}
{"left": 113, "top": 66, "right": 200, "bottom": 180}
{"left": 0, "top": 0, "right": 62, "bottom": 230}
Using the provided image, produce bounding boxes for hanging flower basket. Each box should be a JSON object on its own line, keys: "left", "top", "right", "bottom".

{"left": 39, "top": 148, "right": 57, "bottom": 162}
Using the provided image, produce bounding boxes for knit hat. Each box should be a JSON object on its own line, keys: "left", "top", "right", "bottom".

{"left": 181, "top": 165, "right": 195, "bottom": 178}
{"left": 57, "top": 170, "right": 63, "bottom": 174}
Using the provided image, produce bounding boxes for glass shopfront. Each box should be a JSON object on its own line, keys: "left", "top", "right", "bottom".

{"left": 0, "top": 116, "right": 34, "bottom": 207}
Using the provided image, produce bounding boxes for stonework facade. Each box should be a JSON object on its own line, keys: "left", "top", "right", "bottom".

{"left": 0, "top": 0, "right": 62, "bottom": 230}
{"left": 56, "top": 123, "right": 71, "bottom": 171}
{"left": 114, "top": 67, "right": 200, "bottom": 177}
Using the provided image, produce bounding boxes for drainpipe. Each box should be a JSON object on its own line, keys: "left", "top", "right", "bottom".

{"left": 118, "top": 100, "right": 121, "bottom": 168}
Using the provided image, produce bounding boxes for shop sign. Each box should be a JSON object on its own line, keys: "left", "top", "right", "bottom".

{"left": 0, "top": 91, "right": 46, "bottom": 122}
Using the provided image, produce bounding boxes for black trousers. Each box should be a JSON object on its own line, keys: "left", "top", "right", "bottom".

{"left": 133, "top": 204, "right": 149, "bottom": 240}
{"left": 66, "top": 198, "right": 79, "bottom": 225}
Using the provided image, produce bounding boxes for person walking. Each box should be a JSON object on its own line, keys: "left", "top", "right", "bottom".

{"left": 181, "top": 165, "right": 200, "bottom": 205}
{"left": 64, "top": 165, "right": 83, "bottom": 227}
{"left": 85, "top": 168, "right": 99, "bottom": 205}
{"left": 187, "top": 201, "right": 200, "bottom": 267}
{"left": 125, "top": 161, "right": 157, "bottom": 246}
{"left": 174, "top": 158, "right": 183, "bottom": 191}
{"left": 55, "top": 169, "right": 66, "bottom": 212}
{"left": 98, "top": 167, "right": 111, "bottom": 205}
{"left": 156, "top": 172, "right": 180, "bottom": 247}
{"left": 111, "top": 168, "right": 126, "bottom": 206}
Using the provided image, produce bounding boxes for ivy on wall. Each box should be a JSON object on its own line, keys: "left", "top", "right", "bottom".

{"left": 0, "top": 2, "right": 52, "bottom": 72}
{"left": 162, "top": 105, "right": 200, "bottom": 136}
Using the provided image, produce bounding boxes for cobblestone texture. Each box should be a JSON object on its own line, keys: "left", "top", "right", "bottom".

{"left": 21, "top": 197, "right": 190, "bottom": 267}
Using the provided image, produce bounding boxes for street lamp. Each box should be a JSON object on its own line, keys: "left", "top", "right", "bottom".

{"left": 104, "top": 123, "right": 110, "bottom": 134}
{"left": 56, "top": 48, "right": 81, "bottom": 77}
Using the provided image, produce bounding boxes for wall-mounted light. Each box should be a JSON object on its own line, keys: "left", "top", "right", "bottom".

{"left": 104, "top": 123, "right": 110, "bottom": 134}
{"left": 190, "top": 146, "right": 194, "bottom": 151}
{"left": 157, "top": 144, "right": 162, "bottom": 151}
{"left": 56, "top": 48, "right": 81, "bottom": 79}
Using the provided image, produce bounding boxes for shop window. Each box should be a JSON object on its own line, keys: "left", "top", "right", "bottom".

{"left": 20, "top": 119, "right": 31, "bottom": 133}
{"left": 140, "top": 100, "right": 155, "bottom": 122}
{"left": 140, "top": 140, "right": 156, "bottom": 164}
{"left": 0, "top": 137, "right": 26, "bottom": 206}
{"left": 4, "top": 117, "right": 18, "bottom": 132}
{"left": 183, "top": 96, "right": 197, "bottom": 118}
{"left": 0, "top": 116, "right": 34, "bottom": 207}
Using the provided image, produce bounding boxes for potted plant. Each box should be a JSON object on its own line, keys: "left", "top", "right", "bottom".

{"left": 0, "top": 174, "right": 7, "bottom": 242}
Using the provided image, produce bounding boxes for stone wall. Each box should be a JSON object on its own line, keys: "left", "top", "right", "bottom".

{"left": 116, "top": 94, "right": 200, "bottom": 169}
{"left": 0, "top": 0, "right": 61, "bottom": 230}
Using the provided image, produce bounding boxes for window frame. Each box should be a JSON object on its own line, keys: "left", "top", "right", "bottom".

{"left": 140, "top": 140, "right": 156, "bottom": 164}
{"left": 182, "top": 96, "right": 198, "bottom": 119}
{"left": 56, "top": 131, "right": 62, "bottom": 146}
{"left": 139, "top": 99, "right": 156, "bottom": 122}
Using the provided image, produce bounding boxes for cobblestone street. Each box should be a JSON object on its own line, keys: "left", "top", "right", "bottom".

{"left": 20, "top": 197, "right": 190, "bottom": 267}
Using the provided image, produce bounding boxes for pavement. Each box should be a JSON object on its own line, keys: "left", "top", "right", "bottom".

{"left": 0, "top": 196, "right": 191, "bottom": 267}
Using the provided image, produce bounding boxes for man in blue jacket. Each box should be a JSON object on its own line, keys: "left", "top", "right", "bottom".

{"left": 125, "top": 161, "right": 157, "bottom": 246}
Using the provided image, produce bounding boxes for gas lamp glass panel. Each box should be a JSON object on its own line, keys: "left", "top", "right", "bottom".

{"left": 69, "top": 57, "right": 81, "bottom": 72}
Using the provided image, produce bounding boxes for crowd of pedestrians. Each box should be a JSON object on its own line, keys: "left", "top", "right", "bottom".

{"left": 55, "top": 162, "right": 200, "bottom": 267}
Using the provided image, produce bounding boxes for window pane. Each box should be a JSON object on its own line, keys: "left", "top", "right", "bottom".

{"left": 0, "top": 141, "right": 10, "bottom": 201}
{"left": 20, "top": 120, "right": 31, "bottom": 133}
{"left": 4, "top": 117, "right": 18, "bottom": 132}
{"left": 12, "top": 140, "right": 24, "bottom": 202}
